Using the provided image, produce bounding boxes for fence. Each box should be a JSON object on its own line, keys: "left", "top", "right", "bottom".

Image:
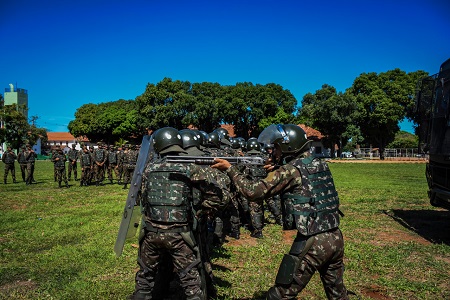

{"left": 353, "top": 148, "right": 428, "bottom": 161}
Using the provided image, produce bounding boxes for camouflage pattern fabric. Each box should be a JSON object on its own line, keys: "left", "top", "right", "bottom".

{"left": 18, "top": 149, "right": 28, "bottom": 182}
{"left": 25, "top": 149, "right": 37, "bottom": 184}
{"left": 279, "top": 228, "right": 348, "bottom": 300}
{"left": 132, "top": 158, "right": 229, "bottom": 300}
{"left": 52, "top": 152, "right": 68, "bottom": 185}
{"left": 2, "top": 149, "right": 17, "bottom": 183}
{"left": 80, "top": 150, "right": 92, "bottom": 185}
{"left": 67, "top": 148, "right": 78, "bottom": 180}
{"left": 224, "top": 154, "right": 347, "bottom": 299}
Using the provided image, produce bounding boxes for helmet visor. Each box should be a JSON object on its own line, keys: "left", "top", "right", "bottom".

{"left": 257, "top": 124, "right": 289, "bottom": 146}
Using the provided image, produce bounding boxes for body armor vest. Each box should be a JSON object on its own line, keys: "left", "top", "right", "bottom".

{"left": 54, "top": 154, "right": 65, "bottom": 168}
{"left": 282, "top": 156, "right": 340, "bottom": 236}
{"left": 81, "top": 153, "right": 92, "bottom": 166}
{"left": 145, "top": 161, "right": 192, "bottom": 224}
{"left": 94, "top": 149, "right": 105, "bottom": 162}
{"left": 3, "top": 152, "right": 15, "bottom": 164}
{"left": 68, "top": 149, "right": 78, "bottom": 161}
{"left": 108, "top": 152, "right": 117, "bottom": 164}
{"left": 27, "top": 151, "right": 36, "bottom": 163}
{"left": 18, "top": 152, "right": 27, "bottom": 164}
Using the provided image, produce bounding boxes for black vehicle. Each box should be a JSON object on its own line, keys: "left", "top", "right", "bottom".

{"left": 415, "top": 58, "right": 450, "bottom": 210}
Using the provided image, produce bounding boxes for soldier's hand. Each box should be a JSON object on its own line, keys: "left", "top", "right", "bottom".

{"left": 211, "top": 158, "right": 231, "bottom": 171}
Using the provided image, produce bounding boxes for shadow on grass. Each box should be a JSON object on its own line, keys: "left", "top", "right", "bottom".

{"left": 384, "top": 209, "right": 450, "bottom": 245}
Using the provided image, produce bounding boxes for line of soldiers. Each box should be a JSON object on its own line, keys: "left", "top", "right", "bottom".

{"left": 50, "top": 142, "right": 141, "bottom": 188}
{"left": 2, "top": 144, "right": 37, "bottom": 185}
{"left": 127, "top": 125, "right": 348, "bottom": 300}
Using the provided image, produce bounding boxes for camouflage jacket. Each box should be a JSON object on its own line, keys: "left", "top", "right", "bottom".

{"left": 225, "top": 154, "right": 340, "bottom": 236}
{"left": 141, "top": 157, "right": 230, "bottom": 230}
{"left": 52, "top": 152, "right": 67, "bottom": 168}
{"left": 67, "top": 149, "right": 79, "bottom": 162}
{"left": 2, "top": 151, "right": 17, "bottom": 164}
{"left": 18, "top": 151, "right": 28, "bottom": 164}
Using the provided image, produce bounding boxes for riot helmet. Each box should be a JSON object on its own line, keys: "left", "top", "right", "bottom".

{"left": 214, "top": 127, "right": 229, "bottom": 141}
{"left": 258, "top": 124, "right": 310, "bottom": 156}
{"left": 207, "top": 131, "right": 221, "bottom": 148}
{"left": 189, "top": 129, "right": 204, "bottom": 146}
{"left": 246, "top": 137, "right": 261, "bottom": 152}
{"left": 230, "top": 137, "right": 241, "bottom": 149}
{"left": 152, "top": 127, "right": 185, "bottom": 155}
{"left": 179, "top": 129, "right": 201, "bottom": 149}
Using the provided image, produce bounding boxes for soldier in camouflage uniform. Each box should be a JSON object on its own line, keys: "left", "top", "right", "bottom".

{"left": 107, "top": 145, "right": 119, "bottom": 184}
{"left": 79, "top": 146, "right": 93, "bottom": 186}
{"left": 241, "top": 137, "right": 266, "bottom": 238}
{"left": 116, "top": 145, "right": 125, "bottom": 184}
{"left": 93, "top": 142, "right": 107, "bottom": 186}
{"left": 2, "top": 145, "right": 17, "bottom": 184}
{"left": 25, "top": 144, "right": 37, "bottom": 185}
{"left": 17, "top": 146, "right": 28, "bottom": 182}
{"left": 122, "top": 144, "right": 138, "bottom": 189}
{"left": 213, "top": 124, "right": 348, "bottom": 300}
{"left": 51, "top": 147, "right": 69, "bottom": 188}
{"left": 129, "top": 127, "right": 229, "bottom": 300}
{"left": 67, "top": 144, "right": 79, "bottom": 181}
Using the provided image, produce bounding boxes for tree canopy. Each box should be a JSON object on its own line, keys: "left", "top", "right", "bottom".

{"left": 67, "top": 68, "right": 427, "bottom": 152}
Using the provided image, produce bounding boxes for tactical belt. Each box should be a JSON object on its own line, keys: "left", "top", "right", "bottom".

{"left": 145, "top": 223, "right": 190, "bottom": 233}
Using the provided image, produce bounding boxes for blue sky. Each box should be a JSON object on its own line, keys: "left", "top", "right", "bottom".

{"left": 1, "top": 0, "right": 449, "bottom": 133}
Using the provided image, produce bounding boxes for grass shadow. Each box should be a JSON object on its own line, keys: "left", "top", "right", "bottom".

{"left": 384, "top": 209, "right": 450, "bottom": 245}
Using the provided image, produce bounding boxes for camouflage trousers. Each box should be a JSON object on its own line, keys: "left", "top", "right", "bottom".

{"left": 80, "top": 167, "right": 91, "bottom": 184}
{"left": 133, "top": 230, "right": 204, "bottom": 300}
{"left": 4, "top": 163, "right": 16, "bottom": 182}
{"left": 93, "top": 163, "right": 105, "bottom": 183}
{"left": 273, "top": 228, "right": 348, "bottom": 300}
{"left": 107, "top": 163, "right": 119, "bottom": 181}
{"left": 123, "top": 165, "right": 135, "bottom": 185}
{"left": 67, "top": 161, "right": 77, "bottom": 180}
{"left": 26, "top": 162, "right": 35, "bottom": 184}
{"left": 55, "top": 167, "right": 67, "bottom": 183}
{"left": 19, "top": 163, "right": 28, "bottom": 181}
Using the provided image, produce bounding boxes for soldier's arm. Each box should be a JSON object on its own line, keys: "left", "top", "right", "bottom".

{"left": 214, "top": 160, "right": 297, "bottom": 202}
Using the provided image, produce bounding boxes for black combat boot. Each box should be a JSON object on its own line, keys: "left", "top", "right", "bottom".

{"left": 251, "top": 230, "right": 264, "bottom": 239}
{"left": 122, "top": 184, "right": 128, "bottom": 190}
{"left": 58, "top": 181, "right": 62, "bottom": 188}
{"left": 229, "top": 230, "right": 240, "bottom": 240}
{"left": 65, "top": 181, "right": 69, "bottom": 188}
{"left": 80, "top": 181, "right": 84, "bottom": 187}
{"left": 13, "top": 178, "right": 17, "bottom": 183}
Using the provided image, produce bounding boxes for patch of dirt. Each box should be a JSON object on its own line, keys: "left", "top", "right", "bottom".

{"left": 0, "top": 280, "right": 38, "bottom": 294}
{"left": 226, "top": 232, "right": 259, "bottom": 247}
{"left": 282, "top": 229, "right": 297, "bottom": 244}
{"left": 372, "top": 227, "right": 431, "bottom": 246}
{"left": 361, "top": 285, "right": 392, "bottom": 299}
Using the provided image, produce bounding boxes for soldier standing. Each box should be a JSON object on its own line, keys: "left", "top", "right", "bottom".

{"left": 17, "top": 146, "right": 28, "bottom": 182}
{"left": 213, "top": 124, "right": 349, "bottom": 300}
{"left": 25, "top": 144, "right": 37, "bottom": 185}
{"left": 116, "top": 145, "right": 124, "bottom": 184}
{"left": 67, "top": 144, "right": 79, "bottom": 181}
{"left": 79, "top": 146, "right": 92, "bottom": 186}
{"left": 129, "top": 127, "right": 229, "bottom": 300}
{"left": 122, "top": 145, "right": 138, "bottom": 189}
{"left": 107, "top": 145, "right": 118, "bottom": 184}
{"left": 51, "top": 147, "right": 69, "bottom": 188}
{"left": 93, "top": 142, "right": 107, "bottom": 186}
{"left": 2, "top": 145, "right": 17, "bottom": 184}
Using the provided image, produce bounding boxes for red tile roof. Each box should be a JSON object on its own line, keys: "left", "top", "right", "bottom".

{"left": 47, "top": 132, "right": 76, "bottom": 141}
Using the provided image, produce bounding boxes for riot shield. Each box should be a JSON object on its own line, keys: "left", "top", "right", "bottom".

{"left": 114, "top": 134, "right": 153, "bottom": 256}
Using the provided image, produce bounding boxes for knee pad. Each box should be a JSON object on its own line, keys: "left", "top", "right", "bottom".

{"left": 266, "top": 286, "right": 282, "bottom": 300}
{"left": 275, "top": 254, "right": 299, "bottom": 285}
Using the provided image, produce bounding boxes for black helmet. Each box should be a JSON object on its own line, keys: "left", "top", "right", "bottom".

{"left": 207, "top": 131, "right": 221, "bottom": 148}
{"left": 179, "top": 129, "right": 201, "bottom": 149}
{"left": 258, "top": 124, "right": 310, "bottom": 155}
{"left": 152, "top": 127, "right": 184, "bottom": 154}
{"left": 246, "top": 137, "right": 261, "bottom": 152}
{"left": 214, "top": 127, "right": 229, "bottom": 141}
{"left": 230, "top": 137, "right": 241, "bottom": 149}
{"left": 189, "top": 129, "right": 204, "bottom": 146}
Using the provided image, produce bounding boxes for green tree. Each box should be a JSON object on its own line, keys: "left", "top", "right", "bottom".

{"left": 299, "top": 84, "right": 358, "bottom": 157}
{"left": 0, "top": 104, "right": 30, "bottom": 151}
{"left": 348, "top": 69, "right": 421, "bottom": 159}
{"left": 386, "top": 131, "right": 418, "bottom": 149}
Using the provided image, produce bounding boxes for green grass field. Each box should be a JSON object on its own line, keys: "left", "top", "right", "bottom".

{"left": 0, "top": 161, "right": 449, "bottom": 299}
